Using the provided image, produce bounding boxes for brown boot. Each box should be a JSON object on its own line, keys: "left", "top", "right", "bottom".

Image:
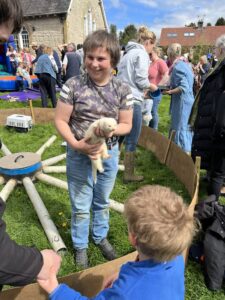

{"left": 123, "top": 151, "right": 144, "bottom": 183}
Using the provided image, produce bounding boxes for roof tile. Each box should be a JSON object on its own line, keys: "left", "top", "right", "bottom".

{"left": 20, "top": 0, "right": 71, "bottom": 17}
{"left": 159, "top": 26, "right": 225, "bottom": 47}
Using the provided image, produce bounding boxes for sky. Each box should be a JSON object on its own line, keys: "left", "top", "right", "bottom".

{"left": 104, "top": 0, "right": 225, "bottom": 38}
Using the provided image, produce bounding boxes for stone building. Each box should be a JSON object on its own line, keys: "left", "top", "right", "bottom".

{"left": 15, "top": 0, "right": 108, "bottom": 49}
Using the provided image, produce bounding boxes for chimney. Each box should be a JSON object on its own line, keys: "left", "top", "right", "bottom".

{"left": 197, "top": 20, "right": 204, "bottom": 29}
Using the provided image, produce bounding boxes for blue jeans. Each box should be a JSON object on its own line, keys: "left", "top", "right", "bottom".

{"left": 149, "top": 92, "right": 162, "bottom": 130}
{"left": 66, "top": 144, "right": 119, "bottom": 250}
{"left": 125, "top": 102, "right": 142, "bottom": 152}
{"left": 142, "top": 99, "right": 153, "bottom": 126}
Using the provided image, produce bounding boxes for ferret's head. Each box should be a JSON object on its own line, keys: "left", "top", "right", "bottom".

{"left": 99, "top": 118, "right": 117, "bottom": 133}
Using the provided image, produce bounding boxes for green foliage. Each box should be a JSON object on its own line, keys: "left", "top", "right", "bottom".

{"left": 215, "top": 17, "right": 225, "bottom": 26}
{"left": 192, "top": 44, "right": 211, "bottom": 64}
{"left": 109, "top": 24, "right": 117, "bottom": 37}
{"left": 185, "top": 22, "right": 197, "bottom": 27}
{"left": 119, "top": 24, "right": 137, "bottom": 46}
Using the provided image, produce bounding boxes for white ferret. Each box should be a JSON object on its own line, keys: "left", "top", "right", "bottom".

{"left": 84, "top": 117, "right": 117, "bottom": 183}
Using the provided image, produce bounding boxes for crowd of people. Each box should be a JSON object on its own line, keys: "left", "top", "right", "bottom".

{"left": 1, "top": 0, "right": 225, "bottom": 299}
{"left": 5, "top": 39, "right": 83, "bottom": 108}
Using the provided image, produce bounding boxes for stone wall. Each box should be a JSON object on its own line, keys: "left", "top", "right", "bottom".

{"left": 24, "top": 17, "right": 64, "bottom": 50}
{"left": 66, "top": 0, "right": 106, "bottom": 44}
{"left": 24, "top": 0, "right": 107, "bottom": 50}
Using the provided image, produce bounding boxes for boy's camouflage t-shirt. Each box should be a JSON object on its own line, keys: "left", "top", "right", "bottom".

{"left": 59, "top": 73, "right": 133, "bottom": 140}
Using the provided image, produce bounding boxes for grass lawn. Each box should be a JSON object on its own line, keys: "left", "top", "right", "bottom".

{"left": 0, "top": 95, "right": 225, "bottom": 299}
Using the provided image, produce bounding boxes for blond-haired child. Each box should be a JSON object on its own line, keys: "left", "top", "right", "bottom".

{"left": 38, "top": 185, "right": 195, "bottom": 300}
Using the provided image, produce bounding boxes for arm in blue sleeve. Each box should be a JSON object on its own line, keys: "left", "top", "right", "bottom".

{"left": 173, "top": 66, "right": 189, "bottom": 93}
{"left": 50, "top": 284, "right": 89, "bottom": 300}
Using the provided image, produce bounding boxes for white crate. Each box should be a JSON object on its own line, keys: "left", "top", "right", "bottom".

{"left": 6, "top": 114, "right": 32, "bottom": 131}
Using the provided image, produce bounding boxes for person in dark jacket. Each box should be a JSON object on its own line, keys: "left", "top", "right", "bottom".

{"left": 62, "top": 43, "right": 81, "bottom": 81}
{"left": 0, "top": 0, "right": 61, "bottom": 290}
{"left": 53, "top": 49, "right": 62, "bottom": 88}
{"left": 190, "top": 34, "right": 225, "bottom": 199}
{"left": 31, "top": 43, "right": 45, "bottom": 64}
{"left": 195, "top": 195, "right": 225, "bottom": 291}
{"left": 35, "top": 46, "right": 57, "bottom": 108}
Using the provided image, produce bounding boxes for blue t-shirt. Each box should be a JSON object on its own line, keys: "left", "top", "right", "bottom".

{"left": 50, "top": 255, "right": 184, "bottom": 300}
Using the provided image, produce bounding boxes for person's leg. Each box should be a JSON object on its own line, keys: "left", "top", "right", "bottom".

{"left": 16, "top": 78, "right": 24, "bottom": 91}
{"left": 38, "top": 74, "right": 48, "bottom": 107}
{"left": 142, "top": 98, "right": 153, "bottom": 126}
{"left": 92, "top": 145, "right": 119, "bottom": 259}
{"left": 45, "top": 75, "right": 57, "bottom": 108}
{"left": 124, "top": 103, "right": 143, "bottom": 182}
{"left": 92, "top": 145, "right": 119, "bottom": 241}
{"left": 125, "top": 103, "right": 142, "bottom": 152}
{"left": 149, "top": 93, "right": 162, "bottom": 130}
{"left": 66, "top": 146, "right": 93, "bottom": 267}
{"left": 208, "top": 147, "right": 225, "bottom": 199}
{"left": 56, "top": 69, "right": 63, "bottom": 88}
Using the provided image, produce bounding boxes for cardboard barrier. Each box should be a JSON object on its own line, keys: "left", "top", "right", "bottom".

{"left": 138, "top": 126, "right": 170, "bottom": 164}
{"left": 165, "top": 141, "right": 197, "bottom": 198}
{"left": 0, "top": 108, "right": 55, "bottom": 126}
{"left": 0, "top": 111, "right": 200, "bottom": 299}
{"left": 1, "top": 252, "right": 137, "bottom": 300}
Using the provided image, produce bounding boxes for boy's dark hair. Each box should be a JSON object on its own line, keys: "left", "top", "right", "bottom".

{"left": 0, "top": 0, "right": 23, "bottom": 33}
{"left": 83, "top": 30, "right": 120, "bottom": 68}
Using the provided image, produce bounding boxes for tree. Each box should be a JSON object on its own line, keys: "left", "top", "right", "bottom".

{"left": 119, "top": 24, "right": 137, "bottom": 46}
{"left": 185, "top": 22, "right": 196, "bottom": 27}
{"left": 215, "top": 17, "right": 225, "bottom": 26}
{"left": 207, "top": 22, "right": 211, "bottom": 26}
{"left": 110, "top": 24, "right": 117, "bottom": 37}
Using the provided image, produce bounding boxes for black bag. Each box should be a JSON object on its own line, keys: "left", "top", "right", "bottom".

{"left": 195, "top": 195, "right": 225, "bottom": 291}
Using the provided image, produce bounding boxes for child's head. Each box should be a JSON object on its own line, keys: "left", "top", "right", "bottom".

{"left": 0, "top": 0, "right": 23, "bottom": 39}
{"left": 124, "top": 185, "right": 195, "bottom": 262}
{"left": 83, "top": 30, "right": 120, "bottom": 69}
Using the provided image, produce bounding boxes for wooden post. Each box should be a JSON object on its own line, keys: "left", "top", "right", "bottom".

{"left": 163, "top": 130, "right": 176, "bottom": 164}
{"left": 183, "top": 156, "right": 201, "bottom": 263}
{"left": 28, "top": 99, "right": 35, "bottom": 124}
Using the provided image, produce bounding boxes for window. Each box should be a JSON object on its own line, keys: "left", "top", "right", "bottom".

{"left": 93, "top": 20, "right": 96, "bottom": 32}
{"left": 88, "top": 8, "right": 92, "bottom": 34}
{"left": 13, "top": 33, "right": 19, "bottom": 50}
{"left": 167, "top": 33, "right": 177, "bottom": 37}
{"left": 84, "top": 15, "right": 88, "bottom": 37}
{"left": 21, "top": 27, "right": 29, "bottom": 48}
{"left": 13, "top": 26, "right": 29, "bottom": 49}
{"left": 184, "top": 32, "right": 195, "bottom": 37}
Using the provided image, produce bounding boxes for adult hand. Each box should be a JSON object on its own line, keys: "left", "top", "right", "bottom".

{"left": 75, "top": 138, "right": 104, "bottom": 159}
{"left": 162, "top": 89, "right": 171, "bottom": 95}
{"left": 37, "top": 250, "right": 61, "bottom": 281}
{"left": 37, "top": 265, "right": 59, "bottom": 295}
{"left": 149, "top": 83, "right": 158, "bottom": 92}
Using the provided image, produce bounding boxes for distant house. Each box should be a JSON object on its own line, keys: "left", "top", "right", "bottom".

{"left": 14, "top": 0, "right": 108, "bottom": 50}
{"left": 159, "top": 21, "right": 225, "bottom": 48}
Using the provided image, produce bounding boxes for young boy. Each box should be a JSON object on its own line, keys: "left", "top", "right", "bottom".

{"left": 38, "top": 185, "right": 195, "bottom": 299}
